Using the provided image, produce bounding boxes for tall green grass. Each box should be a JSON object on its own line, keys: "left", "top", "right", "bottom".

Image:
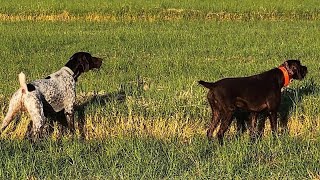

{"left": 1, "top": 21, "right": 320, "bottom": 119}
{"left": 0, "top": 136, "right": 319, "bottom": 179}
{"left": 0, "top": 1, "right": 319, "bottom": 179}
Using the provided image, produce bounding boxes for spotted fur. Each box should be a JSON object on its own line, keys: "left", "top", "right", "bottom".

{"left": 0, "top": 52, "right": 102, "bottom": 140}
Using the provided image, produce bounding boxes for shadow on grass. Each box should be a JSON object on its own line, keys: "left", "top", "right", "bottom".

{"left": 277, "top": 78, "right": 318, "bottom": 132}
{"left": 74, "top": 78, "right": 147, "bottom": 139}
{"left": 34, "top": 89, "right": 127, "bottom": 140}
{"left": 75, "top": 89, "right": 127, "bottom": 139}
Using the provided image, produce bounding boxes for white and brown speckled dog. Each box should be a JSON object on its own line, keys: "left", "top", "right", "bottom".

{"left": 0, "top": 52, "right": 102, "bottom": 140}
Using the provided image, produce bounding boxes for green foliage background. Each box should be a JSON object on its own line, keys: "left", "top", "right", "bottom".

{"left": 0, "top": 1, "right": 319, "bottom": 179}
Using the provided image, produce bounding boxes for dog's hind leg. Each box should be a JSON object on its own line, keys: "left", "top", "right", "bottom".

{"left": 56, "top": 115, "right": 68, "bottom": 140}
{"left": 0, "top": 91, "right": 23, "bottom": 133}
{"left": 25, "top": 120, "right": 33, "bottom": 139}
{"left": 216, "top": 111, "right": 233, "bottom": 145}
{"left": 257, "top": 116, "right": 266, "bottom": 138}
{"left": 24, "top": 94, "right": 46, "bottom": 140}
{"left": 206, "top": 93, "right": 221, "bottom": 141}
{"left": 234, "top": 110, "right": 249, "bottom": 136}
{"left": 207, "top": 109, "right": 220, "bottom": 140}
{"left": 206, "top": 91, "right": 222, "bottom": 140}
{"left": 42, "top": 119, "right": 55, "bottom": 138}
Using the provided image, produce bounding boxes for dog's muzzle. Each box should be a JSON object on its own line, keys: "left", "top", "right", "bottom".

{"left": 298, "top": 66, "right": 308, "bottom": 80}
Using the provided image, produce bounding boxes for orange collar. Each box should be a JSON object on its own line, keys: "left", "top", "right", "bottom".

{"left": 278, "top": 66, "right": 290, "bottom": 87}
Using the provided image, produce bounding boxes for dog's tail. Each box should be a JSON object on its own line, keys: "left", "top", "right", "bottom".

{"left": 1, "top": 73, "right": 27, "bottom": 134}
{"left": 19, "top": 72, "right": 28, "bottom": 94}
{"left": 198, "top": 80, "right": 215, "bottom": 89}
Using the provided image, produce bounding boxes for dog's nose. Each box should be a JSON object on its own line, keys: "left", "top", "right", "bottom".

{"left": 97, "top": 58, "right": 103, "bottom": 67}
{"left": 92, "top": 57, "right": 103, "bottom": 68}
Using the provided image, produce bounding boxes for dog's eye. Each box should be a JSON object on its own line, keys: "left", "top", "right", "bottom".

{"left": 292, "top": 66, "right": 297, "bottom": 71}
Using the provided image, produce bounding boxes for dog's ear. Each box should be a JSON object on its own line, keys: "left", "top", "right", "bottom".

{"left": 282, "top": 61, "right": 288, "bottom": 68}
{"left": 80, "top": 55, "right": 90, "bottom": 72}
{"left": 282, "top": 61, "right": 294, "bottom": 76}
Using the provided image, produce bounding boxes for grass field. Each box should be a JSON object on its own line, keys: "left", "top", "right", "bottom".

{"left": 0, "top": 0, "right": 319, "bottom": 179}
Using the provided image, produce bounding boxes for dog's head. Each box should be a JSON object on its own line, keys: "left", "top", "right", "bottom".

{"left": 65, "top": 52, "right": 103, "bottom": 80}
{"left": 281, "top": 60, "right": 308, "bottom": 80}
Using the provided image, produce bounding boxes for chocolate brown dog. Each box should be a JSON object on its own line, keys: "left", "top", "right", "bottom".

{"left": 199, "top": 60, "right": 307, "bottom": 145}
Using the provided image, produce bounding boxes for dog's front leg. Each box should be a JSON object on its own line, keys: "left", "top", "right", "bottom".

{"left": 77, "top": 106, "right": 86, "bottom": 140}
{"left": 64, "top": 91, "right": 76, "bottom": 135}
{"left": 269, "top": 111, "right": 278, "bottom": 137}
{"left": 65, "top": 108, "right": 75, "bottom": 134}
